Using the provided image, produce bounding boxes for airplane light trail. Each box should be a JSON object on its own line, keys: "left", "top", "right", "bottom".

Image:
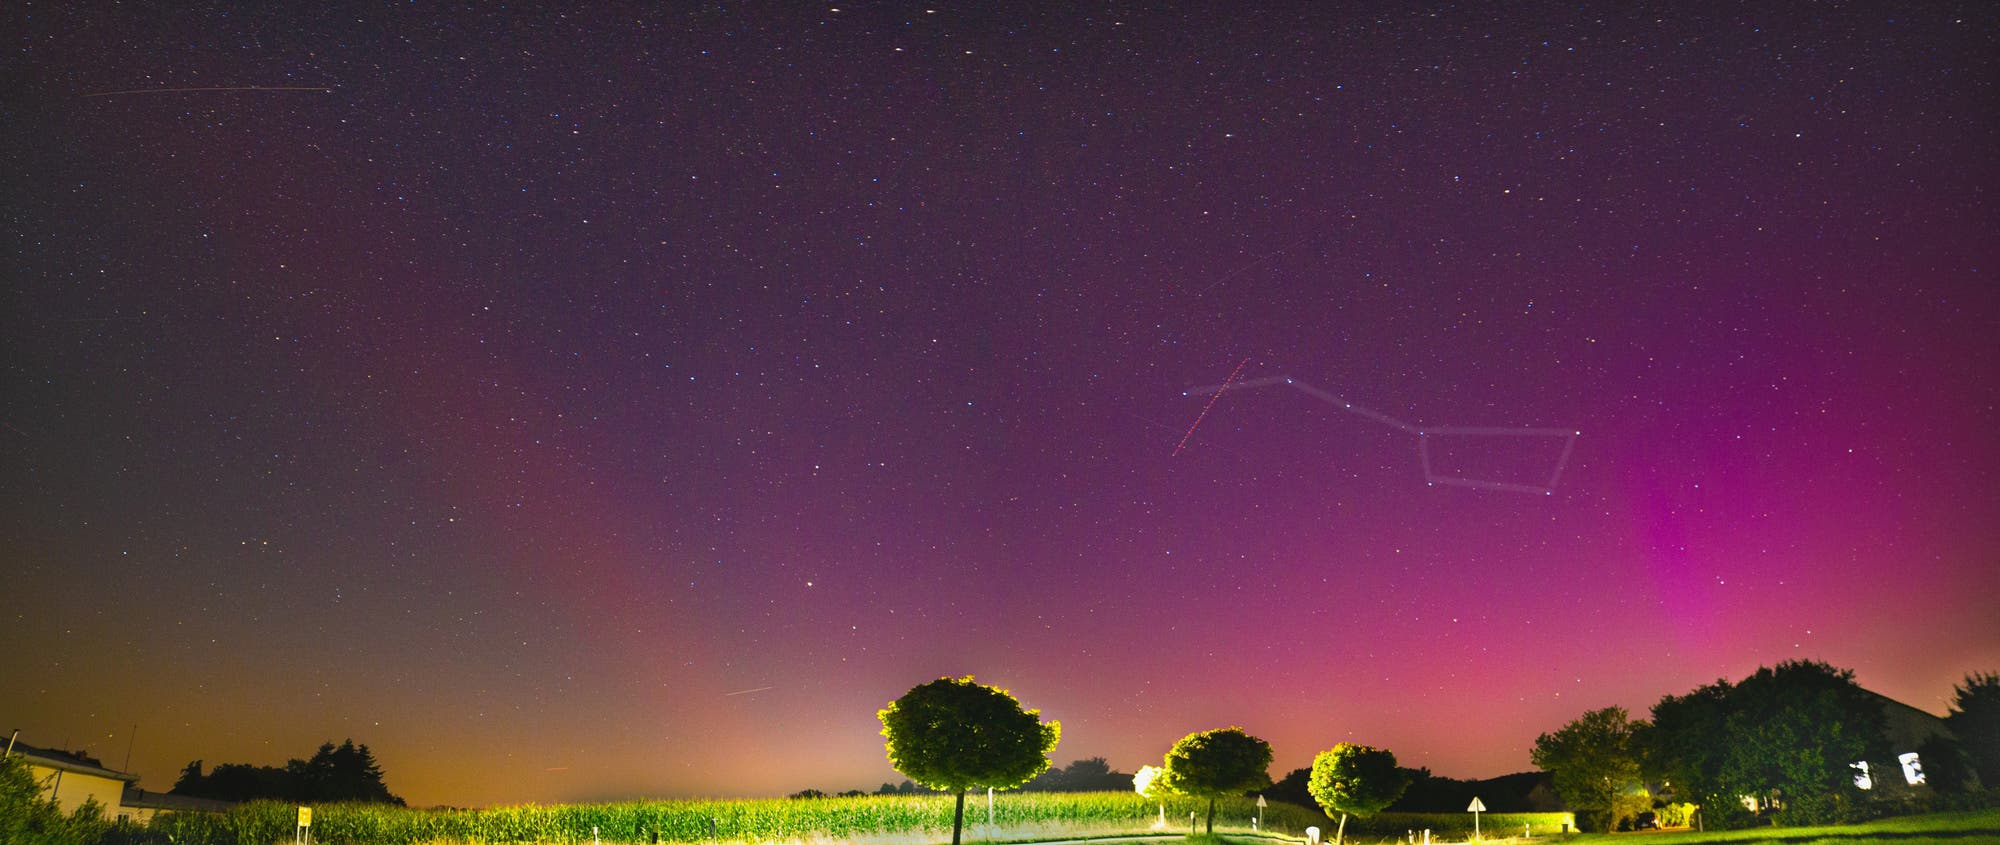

{"left": 1173, "top": 357, "right": 1250, "bottom": 457}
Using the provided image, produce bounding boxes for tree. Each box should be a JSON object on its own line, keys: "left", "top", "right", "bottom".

{"left": 1719, "top": 661, "right": 1883, "bottom": 825}
{"left": 1644, "top": 661, "right": 1889, "bottom": 828}
{"left": 170, "top": 739, "right": 402, "bottom": 804}
{"left": 1914, "top": 734, "right": 1976, "bottom": 793}
{"left": 1158, "top": 727, "right": 1273, "bottom": 834}
{"left": 878, "top": 676, "right": 1061, "bottom": 845}
{"left": 1022, "top": 757, "right": 1130, "bottom": 792}
{"left": 172, "top": 760, "right": 205, "bottom": 793}
{"left": 171, "top": 761, "right": 290, "bottom": 802}
{"left": 1946, "top": 671, "right": 2000, "bottom": 788}
{"left": 1133, "top": 764, "right": 1167, "bottom": 828}
{"left": 1532, "top": 706, "right": 1648, "bottom": 832}
{"left": 1057, "top": 757, "right": 1126, "bottom": 791}
{"left": 1644, "top": 679, "right": 1733, "bottom": 812}
{"left": 1307, "top": 744, "right": 1409, "bottom": 845}
{"left": 289, "top": 740, "right": 402, "bottom": 804}
{"left": 1266, "top": 766, "right": 1313, "bottom": 812}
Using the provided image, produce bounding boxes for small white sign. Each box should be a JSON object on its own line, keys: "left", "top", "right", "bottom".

{"left": 1467, "top": 797, "right": 1486, "bottom": 813}
{"left": 1256, "top": 795, "right": 1267, "bottom": 808}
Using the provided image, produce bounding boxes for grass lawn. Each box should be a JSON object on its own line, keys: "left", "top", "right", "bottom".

{"left": 1556, "top": 807, "right": 2000, "bottom": 845}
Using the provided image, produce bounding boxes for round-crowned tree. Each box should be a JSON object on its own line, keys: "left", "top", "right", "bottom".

{"left": 1159, "top": 727, "right": 1273, "bottom": 834}
{"left": 878, "top": 676, "right": 1061, "bottom": 845}
{"left": 1308, "top": 743, "right": 1409, "bottom": 845}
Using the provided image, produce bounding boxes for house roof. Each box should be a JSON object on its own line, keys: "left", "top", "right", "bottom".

{"left": 1865, "top": 689, "right": 1956, "bottom": 752}
{"left": 6, "top": 741, "right": 140, "bottom": 783}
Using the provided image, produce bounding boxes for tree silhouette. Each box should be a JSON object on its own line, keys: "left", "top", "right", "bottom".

{"left": 169, "top": 739, "right": 402, "bottom": 805}
{"left": 1947, "top": 671, "right": 2000, "bottom": 787}
{"left": 878, "top": 676, "right": 1060, "bottom": 845}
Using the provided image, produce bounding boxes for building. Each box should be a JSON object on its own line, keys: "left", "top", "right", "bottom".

{"left": 8, "top": 740, "right": 140, "bottom": 819}
{"left": 1849, "top": 690, "right": 1978, "bottom": 794}
{"left": 5, "top": 736, "right": 231, "bottom": 823}
{"left": 119, "top": 785, "right": 236, "bottom": 822}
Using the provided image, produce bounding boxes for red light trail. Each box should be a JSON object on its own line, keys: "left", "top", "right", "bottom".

{"left": 1173, "top": 356, "right": 1249, "bottom": 456}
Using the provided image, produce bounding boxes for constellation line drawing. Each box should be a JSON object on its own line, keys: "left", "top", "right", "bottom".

{"left": 1183, "top": 375, "right": 1580, "bottom": 494}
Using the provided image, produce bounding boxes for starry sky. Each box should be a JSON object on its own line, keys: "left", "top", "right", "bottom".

{"left": 4, "top": 3, "right": 1996, "bottom": 809}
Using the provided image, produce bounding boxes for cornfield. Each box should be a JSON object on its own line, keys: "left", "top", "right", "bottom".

{"left": 150, "top": 791, "right": 1333, "bottom": 845}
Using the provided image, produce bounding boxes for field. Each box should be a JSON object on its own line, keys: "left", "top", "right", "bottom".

{"left": 150, "top": 792, "right": 1334, "bottom": 845}
{"left": 143, "top": 795, "right": 1996, "bottom": 845}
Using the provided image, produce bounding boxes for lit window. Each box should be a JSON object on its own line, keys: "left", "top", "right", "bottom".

{"left": 1899, "top": 752, "right": 1926, "bottom": 786}
{"left": 1851, "top": 760, "right": 1872, "bottom": 790}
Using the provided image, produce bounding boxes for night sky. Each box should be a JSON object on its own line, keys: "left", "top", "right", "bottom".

{"left": 5, "top": 3, "right": 1997, "bottom": 809}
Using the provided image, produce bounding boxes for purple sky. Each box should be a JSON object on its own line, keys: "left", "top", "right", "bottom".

{"left": 4, "top": 3, "right": 1996, "bottom": 807}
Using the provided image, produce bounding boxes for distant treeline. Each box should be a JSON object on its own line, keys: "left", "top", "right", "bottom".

{"left": 172, "top": 739, "right": 404, "bottom": 805}
{"left": 1267, "top": 766, "right": 1559, "bottom": 814}
{"left": 792, "top": 757, "right": 1136, "bottom": 799}
{"left": 800, "top": 757, "right": 1546, "bottom": 808}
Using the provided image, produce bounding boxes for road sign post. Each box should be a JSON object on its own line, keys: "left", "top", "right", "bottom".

{"left": 1467, "top": 797, "right": 1486, "bottom": 839}
{"left": 296, "top": 807, "right": 312, "bottom": 845}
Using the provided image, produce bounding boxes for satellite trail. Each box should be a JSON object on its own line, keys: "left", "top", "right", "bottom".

{"left": 1183, "top": 375, "right": 1579, "bottom": 494}
{"left": 81, "top": 86, "right": 333, "bottom": 98}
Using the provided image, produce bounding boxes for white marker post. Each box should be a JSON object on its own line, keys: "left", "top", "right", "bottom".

{"left": 987, "top": 787, "right": 994, "bottom": 827}
{"left": 1467, "top": 797, "right": 1486, "bottom": 840}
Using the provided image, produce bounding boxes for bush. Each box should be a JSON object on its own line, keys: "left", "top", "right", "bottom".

{"left": 1697, "top": 799, "right": 1759, "bottom": 831}
{"left": 1653, "top": 801, "right": 1697, "bottom": 827}
{"left": 0, "top": 755, "right": 141, "bottom": 845}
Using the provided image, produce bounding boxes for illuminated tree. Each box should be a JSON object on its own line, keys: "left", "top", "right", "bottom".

{"left": 878, "top": 676, "right": 1061, "bottom": 845}
{"left": 1947, "top": 671, "right": 2000, "bottom": 787}
{"left": 1159, "top": 727, "right": 1272, "bottom": 834}
{"left": 1307, "top": 743, "right": 1409, "bottom": 845}
{"left": 1133, "top": 764, "right": 1167, "bottom": 828}
{"left": 1533, "top": 707, "right": 1648, "bottom": 832}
